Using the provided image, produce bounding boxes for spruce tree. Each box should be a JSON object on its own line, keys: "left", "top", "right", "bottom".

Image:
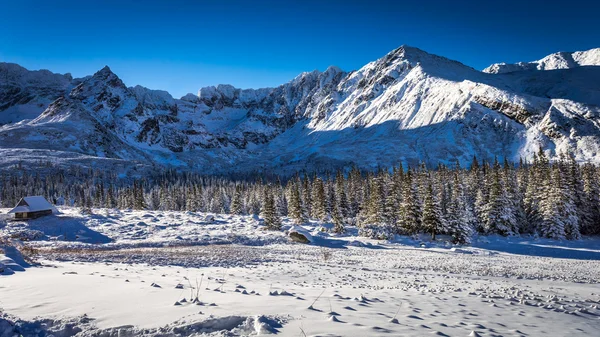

{"left": 105, "top": 184, "right": 115, "bottom": 209}
{"left": 230, "top": 185, "right": 243, "bottom": 215}
{"left": 383, "top": 169, "right": 400, "bottom": 226}
{"left": 365, "top": 176, "right": 385, "bottom": 225}
{"left": 397, "top": 170, "right": 421, "bottom": 235}
{"left": 302, "top": 176, "right": 312, "bottom": 217}
{"left": 262, "top": 185, "right": 281, "bottom": 230}
{"left": 331, "top": 199, "right": 346, "bottom": 234}
{"left": 335, "top": 171, "right": 349, "bottom": 219}
{"left": 581, "top": 164, "right": 600, "bottom": 235}
{"left": 482, "top": 163, "right": 516, "bottom": 236}
{"left": 347, "top": 166, "right": 362, "bottom": 217}
{"left": 558, "top": 156, "right": 581, "bottom": 240}
{"left": 311, "top": 178, "right": 327, "bottom": 221}
{"left": 447, "top": 172, "right": 475, "bottom": 244}
{"left": 287, "top": 181, "right": 306, "bottom": 224}
{"left": 539, "top": 167, "right": 566, "bottom": 239}
{"left": 422, "top": 182, "right": 443, "bottom": 240}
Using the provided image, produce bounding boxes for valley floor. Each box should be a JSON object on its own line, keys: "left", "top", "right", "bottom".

{"left": 1, "top": 208, "right": 600, "bottom": 336}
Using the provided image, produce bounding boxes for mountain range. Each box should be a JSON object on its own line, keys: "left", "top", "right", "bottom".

{"left": 1, "top": 45, "right": 599, "bottom": 174}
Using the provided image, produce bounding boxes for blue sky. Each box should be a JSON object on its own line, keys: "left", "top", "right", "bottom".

{"left": 1, "top": 0, "right": 598, "bottom": 97}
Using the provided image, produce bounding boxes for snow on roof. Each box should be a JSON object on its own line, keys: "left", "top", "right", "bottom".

{"left": 8, "top": 206, "right": 30, "bottom": 214}
{"left": 8, "top": 196, "right": 57, "bottom": 214}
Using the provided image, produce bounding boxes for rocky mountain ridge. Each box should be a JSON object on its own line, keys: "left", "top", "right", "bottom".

{"left": 1, "top": 45, "right": 599, "bottom": 174}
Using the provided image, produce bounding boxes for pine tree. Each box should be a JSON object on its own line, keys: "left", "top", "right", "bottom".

{"left": 287, "top": 180, "right": 306, "bottom": 224}
{"left": 159, "top": 184, "right": 175, "bottom": 210}
{"left": 311, "top": 178, "right": 327, "bottom": 221}
{"left": 148, "top": 187, "right": 160, "bottom": 210}
{"left": 248, "top": 190, "right": 261, "bottom": 215}
{"left": 482, "top": 162, "right": 517, "bottom": 236}
{"left": 274, "top": 178, "right": 288, "bottom": 216}
{"left": 326, "top": 180, "right": 336, "bottom": 219}
{"left": 194, "top": 184, "right": 204, "bottom": 212}
{"left": 539, "top": 167, "right": 566, "bottom": 239}
{"left": 105, "top": 184, "right": 115, "bottom": 209}
{"left": 504, "top": 158, "right": 527, "bottom": 233}
{"left": 94, "top": 183, "right": 104, "bottom": 207}
{"left": 397, "top": 170, "right": 421, "bottom": 235}
{"left": 365, "top": 175, "right": 385, "bottom": 225}
{"left": 522, "top": 164, "right": 540, "bottom": 234}
{"left": 347, "top": 166, "right": 362, "bottom": 217}
{"left": 335, "top": 171, "right": 349, "bottom": 219}
{"left": 230, "top": 185, "right": 243, "bottom": 215}
{"left": 581, "top": 164, "right": 600, "bottom": 235}
{"left": 302, "top": 176, "right": 312, "bottom": 217}
{"left": 261, "top": 185, "right": 281, "bottom": 230}
{"left": 422, "top": 182, "right": 443, "bottom": 240}
{"left": 447, "top": 172, "right": 475, "bottom": 244}
{"left": 132, "top": 180, "right": 146, "bottom": 210}
{"left": 558, "top": 155, "right": 581, "bottom": 240}
{"left": 383, "top": 169, "right": 401, "bottom": 226}
{"left": 331, "top": 195, "right": 346, "bottom": 234}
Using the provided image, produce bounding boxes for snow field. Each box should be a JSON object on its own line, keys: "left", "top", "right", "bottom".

{"left": 1, "top": 207, "right": 600, "bottom": 336}
{"left": 1, "top": 253, "right": 599, "bottom": 336}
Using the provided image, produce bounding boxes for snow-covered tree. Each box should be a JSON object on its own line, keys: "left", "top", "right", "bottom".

{"left": 261, "top": 185, "right": 281, "bottom": 230}
{"left": 422, "top": 182, "right": 444, "bottom": 240}
{"left": 446, "top": 172, "right": 475, "bottom": 244}
{"left": 397, "top": 170, "right": 421, "bottom": 235}
{"left": 364, "top": 175, "right": 385, "bottom": 226}
{"left": 538, "top": 167, "right": 566, "bottom": 239}
{"left": 482, "top": 162, "right": 517, "bottom": 236}
{"left": 230, "top": 185, "right": 243, "bottom": 215}
{"left": 287, "top": 180, "right": 306, "bottom": 224}
{"left": 311, "top": 177, "right": 327, "bottom": 221}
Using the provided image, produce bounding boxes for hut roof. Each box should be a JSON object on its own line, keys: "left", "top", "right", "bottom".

{"left": 8, "top": 196, "right": 57, "bottom": 214}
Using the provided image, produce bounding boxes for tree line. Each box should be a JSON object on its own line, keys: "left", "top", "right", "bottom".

{"left": 1, "top": 149, "right": 599, "bottom": 243}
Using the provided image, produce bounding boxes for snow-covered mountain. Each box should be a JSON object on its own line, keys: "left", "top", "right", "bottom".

{"left": 0, "top": 63, "right": 79, "bottom": 125}
{"left": 483, "top": 48, "right": 600, "bottom": 74}
{"left": 1, "top": 45, "right": 599, "bottom": 174}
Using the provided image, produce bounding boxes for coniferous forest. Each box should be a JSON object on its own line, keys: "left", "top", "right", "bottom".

{"left": 2, "top": 149, "right": 600, "bottom": 244}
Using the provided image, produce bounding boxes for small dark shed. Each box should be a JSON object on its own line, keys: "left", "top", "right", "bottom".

{"left": 8, "top": 196, "right": 57, "bottom": 219}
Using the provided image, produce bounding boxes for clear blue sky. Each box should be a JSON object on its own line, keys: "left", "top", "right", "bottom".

{"left": 1, "top": 0, "right": 598, "bottom": 98}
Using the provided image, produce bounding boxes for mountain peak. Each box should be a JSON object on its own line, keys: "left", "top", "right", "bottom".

{"left": 390, "top": 44, "right": 425, "bottom": 56}
{"left": 362, "top": 44, "right": 476, "bottom": 81}
{"left": 379, "top": 45, "right": 474, "bottom": 71}
{"left": 484, "top": 47, "right": 600, "bottom": 74}
{"left": 88, "top": 65, "right": 126, "bottom": 89}
{"left": 324, "top": 65, "right": 343, "bottom": 74}
{"left": 92, "top": 65, "right": 116, "bottom": 79}
{"left": 69, "top": 65, "right": 127, "bottom": 102}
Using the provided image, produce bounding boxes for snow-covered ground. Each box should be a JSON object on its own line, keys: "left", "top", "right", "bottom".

{"left": 1, "top": 208, "right": 599, "bottom": 336}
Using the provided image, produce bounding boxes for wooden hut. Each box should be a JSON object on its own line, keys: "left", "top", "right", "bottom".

{"left": 8, "top": 196, "right": 57, "bottom": 219}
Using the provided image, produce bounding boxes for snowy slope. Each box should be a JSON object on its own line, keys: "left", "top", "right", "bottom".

{"left": 0, "top": 46, "right": 599, "bottom": 173}
{"left": 0, "top": 62, "right": 77, "bottom": 125}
